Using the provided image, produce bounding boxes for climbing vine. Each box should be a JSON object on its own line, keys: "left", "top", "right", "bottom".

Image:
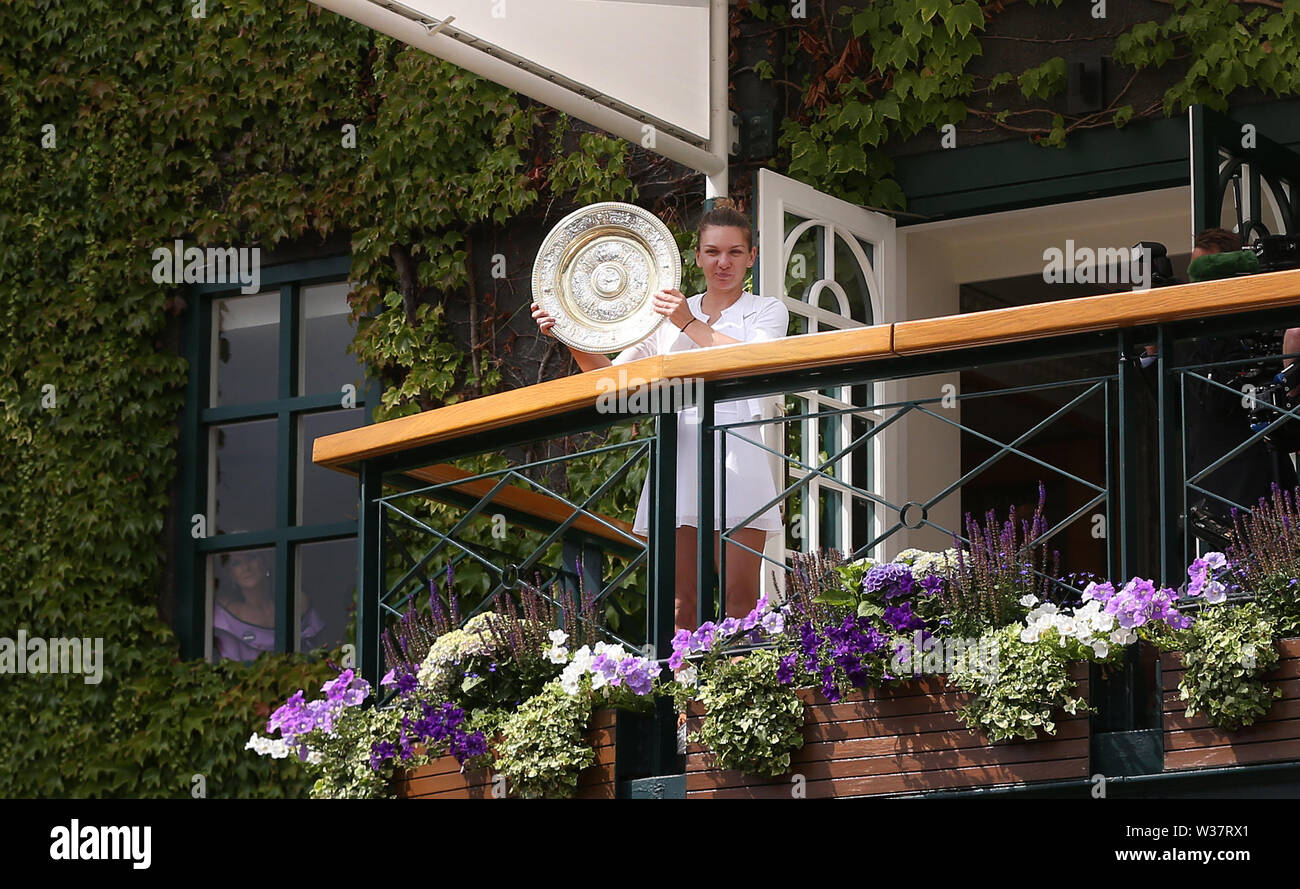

{"left": 742, "top": 0, "right": 1300, "bottom": 208}
{"left": 0, "top": 0, "right": 653, "bottom": 797}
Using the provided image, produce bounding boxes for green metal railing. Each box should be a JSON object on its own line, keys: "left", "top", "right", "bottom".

{"left": 345, "top": 289, "right": 1300, "bottom": 775}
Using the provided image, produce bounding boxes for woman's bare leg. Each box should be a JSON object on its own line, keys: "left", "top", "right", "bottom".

{"left": 716, "top": 528, "right": 768, "bottom": 619}
{"left": 675, "top": 526, "right": 699, "bottom": 631}
{"left": 675, "top": 527, "right": 768, "bottom": 628}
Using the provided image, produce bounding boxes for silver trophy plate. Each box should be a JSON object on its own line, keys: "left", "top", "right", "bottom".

{"left": 532, "top": 202, "right": 682, "bottom": 353}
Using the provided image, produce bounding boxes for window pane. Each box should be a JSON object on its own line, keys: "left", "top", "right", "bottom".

{"left": 834, "top": 232, "right": 874, "bottom": 325}
{"left": 299, "top": 409, "right": 365, "bottom": 525}
{"left": 211, "top": 290, "right": 279, "bottom": 406}
{"left": 300, "top": 281, "right": 364, "bottom": 397}
{"left": 296, "top": 538, "right": 357, "bottom": 653}
{"left": 209, "top": 547, "right": 277, "bottom": 663}
{"left": 210, "top": 419, "right": 278, "bottom": 533}
{"left": 784, "top": 221, "right": 820, "bottom": 306}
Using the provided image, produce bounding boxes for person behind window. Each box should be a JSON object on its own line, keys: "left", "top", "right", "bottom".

{"left": 532, "top": 198, "right": 789, "bottom": 632}
{"left": 212, "top": 545, "right": 325, "bottom": 662}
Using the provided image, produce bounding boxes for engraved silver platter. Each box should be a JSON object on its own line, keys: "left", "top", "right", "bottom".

{"left": 532, "top": 202, "right": 682, "bottom": 353}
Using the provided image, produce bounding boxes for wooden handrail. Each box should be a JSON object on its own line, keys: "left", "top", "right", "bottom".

{"left": 893, "top": 267, "right": 1300, "bottom": 354}
{"left": 313, "top": 267, "right": 1300, "bottom": 470}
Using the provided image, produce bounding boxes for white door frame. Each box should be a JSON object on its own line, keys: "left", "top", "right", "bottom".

{"left": 755, "top": 169, "right": 900, "bottom": 594}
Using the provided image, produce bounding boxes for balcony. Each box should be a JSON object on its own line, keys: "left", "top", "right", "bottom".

{"left": 313, "top": 268, "right": 1300, "bottom": 798}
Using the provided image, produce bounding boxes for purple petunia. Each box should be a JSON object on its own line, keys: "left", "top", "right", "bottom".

{"left": 882, "top": 600, "right": 925, "bottom": 633}
{"left": 669, "top": 597, "right": 789, "bottom": 667}
{"left": 1088, "top": 576, "right": 1192, "bottom": 630}
{"left": 776, "top": 653, "right": 797, "bottom": 685}
{"left": 1186, "top": 552, "right": 1230, "bottom": 605}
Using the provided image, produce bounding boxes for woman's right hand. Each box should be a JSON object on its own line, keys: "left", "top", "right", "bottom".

{"left": 532, "top": 300, "right": 613, "bottom": 370}
{"left": 531, "top": 301, "right": 558, "bottom": 337}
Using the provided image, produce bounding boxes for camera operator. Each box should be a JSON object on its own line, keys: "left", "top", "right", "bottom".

{"left": 1150, "top": 228, "right": 1298, "bottom": 539}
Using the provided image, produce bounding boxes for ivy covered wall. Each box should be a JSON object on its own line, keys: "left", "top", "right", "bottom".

{"left": 1, "top": 0, "right": 1297, "bottom": 797}
{"left": 0, "top": 0, "right": 653, "bottom": 797}
{"left": 742, "top": 0, "right": 1300, "bottom": 208}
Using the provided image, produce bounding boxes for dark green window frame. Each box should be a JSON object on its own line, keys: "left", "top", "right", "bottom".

{"left": 176, "top": 255, "right": 379, "bottom": 661}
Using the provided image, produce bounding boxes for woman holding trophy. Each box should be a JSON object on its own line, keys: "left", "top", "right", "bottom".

{"left": 531, "top": 199, "right": 788, "bottom": 632}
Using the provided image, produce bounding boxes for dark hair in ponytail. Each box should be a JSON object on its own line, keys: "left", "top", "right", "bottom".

{"left": 697, "top": 197, "right": 753, "bottom": 249}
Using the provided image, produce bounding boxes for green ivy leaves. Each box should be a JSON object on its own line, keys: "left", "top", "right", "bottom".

{"left": 1018, "top": 57, "right": 1067, "bottom": 101}
{"left": 948, "top": 625, "right": 1090, "bottom": 743}
{"left": 495, "top": 682, "right": 596, "bottom": 798}
{"left": 694, "top": 649, "right": 805, "bottom": 777}
{"left": 0, "top": 0, "right": 639, "bottom": 799}
{"left": 777, "top": 0, "right": 1300, "bottom": 207}
{"left": 1173, "top": 603, "right": 1281, "bottom": 732}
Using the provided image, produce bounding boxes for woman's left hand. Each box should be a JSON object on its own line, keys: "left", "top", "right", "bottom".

{"left": 652, "top": 288, "right": 695, "bottom": 331}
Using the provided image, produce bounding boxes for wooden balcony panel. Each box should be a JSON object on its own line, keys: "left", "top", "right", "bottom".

{"left": 1162, "top": 637, "right": 1300, "bottom": 771}
{"left": 685, "top": 665, "right": 1090, "bottom": 798}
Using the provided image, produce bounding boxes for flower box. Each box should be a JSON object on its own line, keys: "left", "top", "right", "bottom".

{"left": 1160, "top": 637, "right": 1300, "bottom": 771}
{"left": 684, "top": 665, "right": 1090, "bottom": 799}
{"left": 393, "top": 708, "right": 617, "bottom": 799}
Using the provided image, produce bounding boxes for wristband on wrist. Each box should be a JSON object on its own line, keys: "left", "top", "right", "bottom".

{"left": 680, "top": 318, "right": 699, "bottom": 333}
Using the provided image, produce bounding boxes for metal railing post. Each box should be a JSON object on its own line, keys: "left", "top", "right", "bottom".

{"left": 1157, "top": 324, "right": 1184, "bottom": 586}
{"left": 698, "top": 385, "right": 716, "bottom": 626}
{"left": 1117, "top": 330, "right": 1142, "bottom": 582}
{"left": 358, "top": 461, "right": 383, "bottom": 688}
{"left": 650, "top": 411, "right": 678, "bottom": 660}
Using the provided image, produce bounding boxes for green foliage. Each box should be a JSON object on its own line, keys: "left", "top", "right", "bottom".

{"left": 0, "top": 0, "right": 636, "bottom": 797}
{"left": 769, "top": 0, "right": 1300, "bottom": 206}
{"left": 307, "top": 702, "right": 410, "bottom": 800}
{"left": 359, "top": 292, "right": 471, "bottom": 418}
{"left": 307, "top": 699, "right": 497, "bottom": 800}
{"left": 1114, "top": 1, "right": 1300, "bottom": 114}
{"left": 494, "top": 682, "right": 595, "bottom": 798}
{"left": 1017, "top": 57, "right": 1067, "bottom": 101}
{"left": 1170, "top": 603, "right": 1281, "bottom": 732}
{"left": 947, "top": 624, "right": 1090, "bottom": 742}
{"left": 694, "top": 649, "right": 805, "bottom": 777}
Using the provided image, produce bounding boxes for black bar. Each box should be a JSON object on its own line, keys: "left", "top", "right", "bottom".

{"left": 697, "top": 386, "right": 716, "bottom": 627}
{"left": 1117, "top": 330, "right": 1142, "bottom": 580}
{"left": 358, "top": 462, "right": 383, "bottom": 687}
{"left": 650, "top": 413, "right": 677, "bottom": 660}
{"left": 1156, "top": 324, "right": 1184, "bottom": 586}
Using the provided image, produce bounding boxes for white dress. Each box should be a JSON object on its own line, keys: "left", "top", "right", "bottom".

{"left": 610, "top": 292, "right": 789, "bottom": 537}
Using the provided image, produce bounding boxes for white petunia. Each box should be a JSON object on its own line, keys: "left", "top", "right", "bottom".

{"left": 568, "top": 645, "right": 594, "bottom": 674}
{"left": 593, "top": 641, "right": 625, "bottom": 662}
{"left": 1019, "top": 594, "right": 1039, "bottom": 607}
{"left": 1203, "top": 580, "right": 1227, "bottom": 604}
{"left": 559, "top": 662, "right": 585, "bottom": 695}
{"left": 548, "top": 629, "right": 569, "bottom": 646}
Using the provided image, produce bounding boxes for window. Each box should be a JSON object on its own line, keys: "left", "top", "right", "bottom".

{"left": 177, "top": 256, "right": 378, "bottom": 662}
